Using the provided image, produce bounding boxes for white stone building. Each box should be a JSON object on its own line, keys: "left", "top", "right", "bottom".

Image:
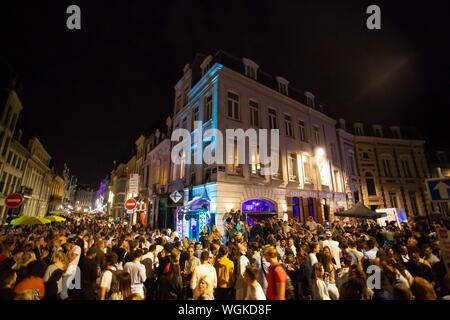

{"left": 169, "top": 51, "right": 352, "bottom": 238}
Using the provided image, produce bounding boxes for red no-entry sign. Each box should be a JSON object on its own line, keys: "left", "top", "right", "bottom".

{"left": 5, "top": 193, "right": 24, "bottom": 208}
{"left": 125, "top": 198, "right": 137, "bottom": 210}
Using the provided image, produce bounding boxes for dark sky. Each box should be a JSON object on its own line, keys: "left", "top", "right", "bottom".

{"left": 1, "top": 0, "right": 449, "bottom": 185}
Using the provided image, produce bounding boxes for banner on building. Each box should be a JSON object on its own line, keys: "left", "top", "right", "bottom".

{"left": 128, "top": 174, "right": 139, "bottom": 197}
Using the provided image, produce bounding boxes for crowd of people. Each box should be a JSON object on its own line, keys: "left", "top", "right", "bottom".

{"left": 0, "top": 210, "right": 449, "bottom": 301}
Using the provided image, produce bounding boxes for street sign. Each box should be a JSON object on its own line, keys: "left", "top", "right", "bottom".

{"left": 170, "top": 190, "right": 183, "bottom": 204}
{"left": 426, "top": 178, "right": 450, "bottom": 202}
{"left": 5, "top": 193, "right": 24, "bottom": 208}
{"left": 124, "top": 198, "right": 137, "bottom": 210}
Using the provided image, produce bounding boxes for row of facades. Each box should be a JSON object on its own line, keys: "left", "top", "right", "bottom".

{"left": 0, "top": 89, "right": 79, "bottom": 221}
{"left": 105, "top": 50, "right": 447, "bottom": 237}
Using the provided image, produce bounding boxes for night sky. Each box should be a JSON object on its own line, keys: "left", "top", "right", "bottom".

{"left": 1, "top": 0, "right": 449, "bottom": 186}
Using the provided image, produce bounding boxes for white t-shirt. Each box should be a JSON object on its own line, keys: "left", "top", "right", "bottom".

{"left": 67, "top": 245, "right": 81, "bottom": 275}
{"left": 124, "top": 261, "right": 146, "bottom": 298}
{"left": 100, "top": 266, "right": 117, "bottom": 292}
{"left": 190, "top": 264, "right": 218, "bottom": 290}
{"left": 245, "top": 282, "right": 266, "bottom": 300}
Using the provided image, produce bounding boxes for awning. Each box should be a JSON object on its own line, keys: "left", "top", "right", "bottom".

{"left": 335, "top": 202, "right": 386, "bottom": 220}
{"left": 183, "top": 195, "right": 210, "bottom": 211}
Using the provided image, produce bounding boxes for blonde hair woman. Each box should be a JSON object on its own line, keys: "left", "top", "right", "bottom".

{"left": 43, "top": 251, "right": 69, "bottom": 299}
{"left": 193, "top": 276, "right": 214, "bottom": 300}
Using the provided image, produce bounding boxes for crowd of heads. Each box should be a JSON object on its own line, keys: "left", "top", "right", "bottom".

{"left": 0, "top": 211, "right": 449, "bottom": 300}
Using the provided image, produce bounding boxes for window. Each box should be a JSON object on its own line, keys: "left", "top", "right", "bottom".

{"left": 227, "top": 139, "right": 242, "bottom": 175}
{"left": 366, "top": 173, "right": 377, "bottom": 196}
{"left": 305, "top": 93, "right": 315, "bottom": 108}
{"left": 249, "top": 100, "right": 259, "bottom": 127}
{"left": 179, "top": 151, "right": 186, "bottom": 179}
{"left": 382, "top": 159, "right": 392, "bottom": 177}
{"left": 245, "top": 65, "right": 257, "bottom": 80}
{"left": 268, "top": 108, "right": 278, "bottom": 130}
{"left": 313, "top": 126, "right": 321, "bottom": 145}
{"left": 9, "top": 113, "right": 17, "bottom": 132}
{"left": 389, "top": 192, "right": 398, "bottom": 207}
{"left": 0, "top": 172, "right": 6, "bottom": 193}
{"left": 2, "top": 137, "right": 10, "bottom": 157}
{"left": 355, "top": 126, "right": 364, "bottom": 136}
{"left": 12, "top": 154, "right": 17, "bottom": 168}
{"left": 288, "top": 153, "right": 297, "bottom": 181}
{"left": 401, "top": 159, "right": 411, "bottom": 177}
{"left": 227, "top": 92, "right": 240, "bottom": 120}
{"left": 279, "top": 82, "right": 288, "bottom": 95}
{"left": 362, "top": 152, "right": 370, "bottom": 160}
{"left": 299, "top": 120, "right": 307, "bottom": 142}
{"left": 374, "top": 127, "right": 382, "bottom": 137}
{"left": 201, "top": 62, "right": 211, "bottom": 76}
{"left": 409, "top": 191, "right": 419, "bottom": 216}
{"left": 7, "top": 151, "right": 13, "bottom": 164}
{"left": 392, "top": 127, "right": 401, "bottom": 139}
{"left": 3, "top": 106, "right": 11, "bottom": 126}
{"left": 175, "top": 95, "right": 182, "bottom": 113}
{"left": 251, "top": 148, "right": 261, "bottom": 175}
{"left": 183, "top": 86, "right": 189, "bottom": 106}
{"left": 348, "top": 154, "right": 356, "bottom": 175}
{"left": 284, "top": 114, "right": 293, "bottom": 137}
{"left": 204, "top": 95, "right": 212, "bottom": 122}
{"left": 330, "top": 143, "right": 337, "bottom": 162}
{"left": 192, "top": 106, "right": 199, "bottom": 129}
{"left": 16, "top": 158, "right": 21, "bottom": 170}
{"left": 302, "top": 155, "right": 312, "bottom": 184}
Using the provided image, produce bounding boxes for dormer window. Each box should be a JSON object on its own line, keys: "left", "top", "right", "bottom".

{"left": 200, "top": 55, "right": 213, "bottom": 77}
{"left": 354, "top": 123, "right": 364, "bottom": 136}
{"left": 242, "top": 58, "right": 259, "bottom": 80}
{"left": 305, "top": 91, "right": 315, "bottom": 108}
{"left": 276, "top": 76, "right": 289, "bottom": 96}
{"left": 391, "top": 126, "right": 401, "bottom": 139}
{"left": 373, "top": 125, "right": 383, "bottom": 137}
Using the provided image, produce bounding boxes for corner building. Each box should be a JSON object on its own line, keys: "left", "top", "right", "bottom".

{"left": 169, "top": 51, "right": 354, "bottom": 237}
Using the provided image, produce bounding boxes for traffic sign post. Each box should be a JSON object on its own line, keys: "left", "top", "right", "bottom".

{"left": 5, "top": 193, "right": 24, "bottom": 208}
{"left": 170, "top": 190, "right": 183, "bottom": 204}
{"left": 427, "top": 178, "right": 450, "bottom": 202}
{"left": 124, "top": 198, "right": 137, "bottom": 211}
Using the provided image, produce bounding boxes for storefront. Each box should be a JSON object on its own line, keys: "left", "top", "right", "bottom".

{"left": 241, "top": 198, "right": 277, "bottom": 226}
{"left": 177, "top": 195, "right": 214, "bottom": 241}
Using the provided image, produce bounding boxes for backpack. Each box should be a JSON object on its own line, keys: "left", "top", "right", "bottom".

{"left": 275, "top": 265, "right": 295, "bottom": 300}
{"left": 105, "top": 269, "right": 122, "bottom": 299}
{"left": 44, "top": 268, "right": 63, "bottom": 299}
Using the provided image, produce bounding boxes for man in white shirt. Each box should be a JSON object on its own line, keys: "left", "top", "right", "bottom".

{"left": 287, "top": 237, "right": 297, "bottom": 257}
{"left": 320, "top": 231, "right": 341, "bottom": 269}
{"left": 124, "top": 249, "right": 147, "bottom": 298}
{"left": 61, "top": 237, "right": 82, "bottom": 300}
{"left": 363, "top": 239, "right": 379, "bottom": 260}
{"left": 235, "top": 242, "right": 250, "bottom": 300}
{"left": 276, "top": 238, "right": 286, "bottom": 260}
{"left": 191, "top": 251, "right": 217, "bottom": 290}
{"left": 305, "top": 216, "right": 318, "bottom": 231}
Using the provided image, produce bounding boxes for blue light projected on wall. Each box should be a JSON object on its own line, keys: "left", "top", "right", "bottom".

{"left": 241, "top": 199, "right": 276, "bottom": 213}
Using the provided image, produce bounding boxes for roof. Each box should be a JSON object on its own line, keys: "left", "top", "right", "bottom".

{"left": 335, "top": 202, "right": 386, "bottom": 220}
{"left": 343, "top": 121, "right": 423, "bottom": 140}
{"left": 188, "top": 50, "right": 327, "bottom": 114}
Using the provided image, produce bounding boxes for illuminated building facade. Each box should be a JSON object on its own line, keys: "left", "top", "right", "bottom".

{"left": 170, "top": 51, "right": 351, "bottom": 236}
{"left": 348, "top": 122, "right": 432, "bottom": 218}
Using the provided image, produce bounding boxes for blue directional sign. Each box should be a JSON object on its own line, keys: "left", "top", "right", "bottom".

{"left": 427, "top": 178, "right": 450, "bottom": 201}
